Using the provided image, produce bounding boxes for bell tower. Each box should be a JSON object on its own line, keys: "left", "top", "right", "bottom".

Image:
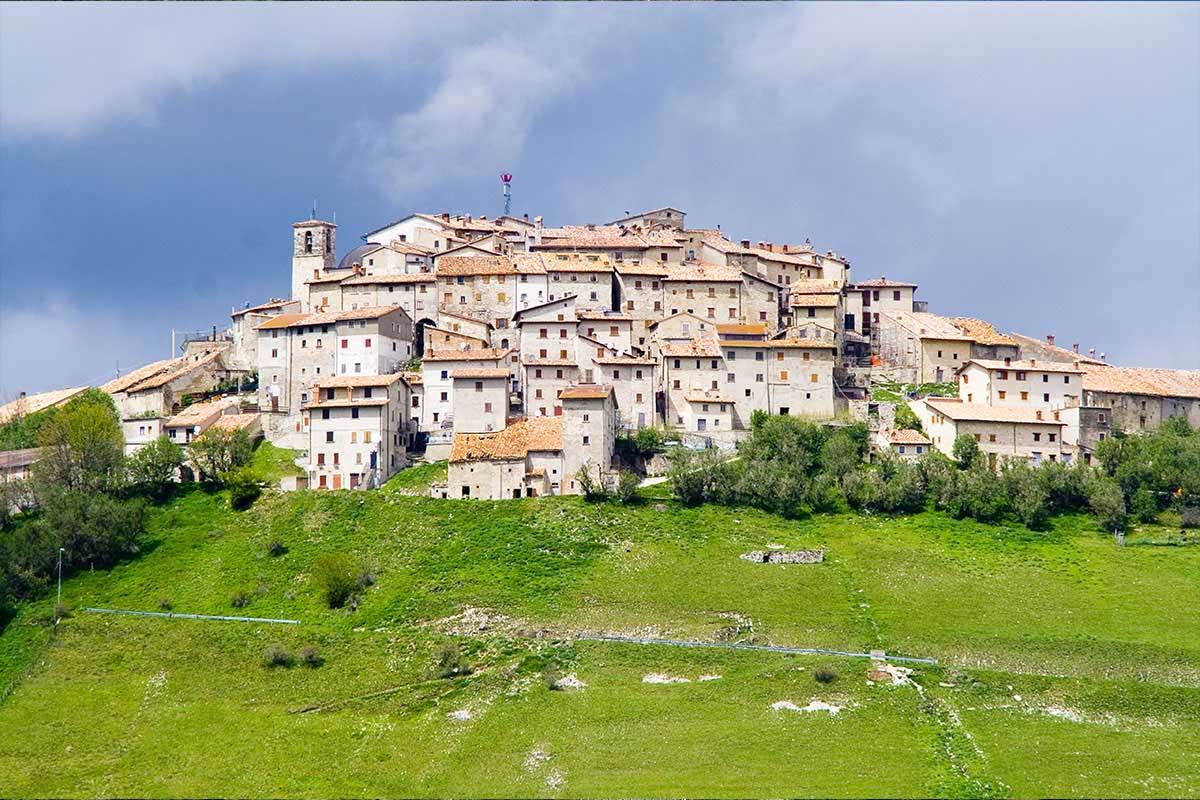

{"left": 292, "top": 219, "right": 336, "bottom": 311}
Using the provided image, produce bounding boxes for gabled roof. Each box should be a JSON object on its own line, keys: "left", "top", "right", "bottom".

{"left": 559, "top": 384, "right": 614, "bottom": 400}
{"left": 512, "top": 253, "right": 548, "bottom": 274}
{"left": 923, "top": 398, "right": 1067, "bottom": 425}
{"left": 606, "top": 206, "right": 686, "bottom": 225}
{"left": 541, "top": 252, "right": 615, "bottom": 272}
{"left": 435, "top": 255, "right": 515, "bottom": 276}
{"left": 305, "top": 270, "right": 355, "bottom": 285}
{"left": 300, "top": 306, "right": 407, "bottom": 325}
{"left": 855, "top": 276, "right": 917, "bottom": 288}
{"left": 254, "top": 313, "right": 310, "bottom": 331}
{"left": 664, "top": 261, "right": 743, "bottom": 283}
{"left": 208, "top": 412, "right": 261, "bottom": 433}
{"left": 684, "top": 389, "right": 734, "bottom": 404}
{"left": 450, "top": 416, "right": 563, "bottom": 462}
{"left": 450, "top": 368, "right": 509, "bottom": 379}
{"left": 340, "top": 272, "right": 435, "bottom": 285}
{"left": 1082, "top": 366, "right": 1200, "bottom": 400}
{"left": 511, "top": 294, "right": 577, "bottom": 324}
{"left": 791, "top": 293, "right": 840, "bottom": 308}
{"left": 578, "top": 310, "right": 632, "bottom": 321}
{"left": 105, "top": 349, "right": 226, "bottom": 395}
{"left": 593, "top": 355, "right": 657, "bottom": 365}
{"left": 964, "top": 358, "right": 1084, "bottom": 375}
{"left": 0, "top": 386, "right": 90, "bottom": 424}
{"left": 230, "top": 298, "right": 296, "bottom": 318}
{"left": 662, "top": 338, "right": 723, "bottom": 358}
{"left": 715, "top": 323, "right": 768, "bottom": 336}
{"left": 313, "top": 373, "right": 407, "bottom": 389}
{"left": 879, "top": 428, "right": 932, "bottom": 445}
{"left": 165, "top": 398, "right": 236, "bottom": 429}
{"left": 945, "top": 317, "right": 1017, "bottom": 347}
{"left": 422, "top": 347, "right": 511, "bottom": 363}
{"left": 719, "top": 338, "right": 837, "bottom": 350}
{"left": 648, "top": 311, "right": 709, "bottom": 330}
{"left": 882, "top": 311, "right": 973, "bottom": 341}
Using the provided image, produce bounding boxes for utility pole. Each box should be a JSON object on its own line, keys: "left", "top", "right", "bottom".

{"left": 56, "top": 547, "right": 65, "bottom": 618}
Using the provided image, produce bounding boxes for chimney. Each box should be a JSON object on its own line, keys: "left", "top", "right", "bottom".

{"left": 1053, "top": 410, "right": 1060, "bottom": 421}
{"left": 1088, "top": 348, "right": 1096, "bottom": 358}
{"left": 1030, "top": 358, "right": 1036, "bottom": 365}
{"left": 741, "top": 239, "right": 751, "bottom": 248}
{"left": 1004, "top": 357, "right": 1011, "bottom": 365}
{"left": 1046, "top": 334, "right": 1055, "bottom": 346}
{"left": 1072, "top": 343, "right": 1079, "bottom": 354}
{"left": 766, "top": 242, "right": 774, "bottom": 252}
{"left": 586, "top": 223, "right": 595, "bottom": 231}
{"left": 441, "top": 212, "right": 450, "bottom": 221}
{"left": 1100, "top": 352, "right": 1107, "bottom": 362}
{"left": 523, "top": 213, "right": 529, "bottom": 222}
{"left": 18, "top": 391, "right": 26, "bottom": 400}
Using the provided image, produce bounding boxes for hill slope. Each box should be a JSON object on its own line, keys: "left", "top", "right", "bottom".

{"left": 1, "top": 474, "right": 1198, "bottom": 798}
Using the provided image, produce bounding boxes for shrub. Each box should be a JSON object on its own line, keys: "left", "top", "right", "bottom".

{"left": 1002, "top": 460, "right": 1049, "bottom": 529}
{"left": 312, "top": 553, "right": 358, "bottom": 608}
{"left": 54, "top": 602, "right": 71, "bottom": 619}
{"left": 231, "top": 591, "right": 251, "bottom": 609}
{"left": 814, "top": 666, "right": 838, "bottom": 684}
{"left": 542, "top": 662, "right": 562, "bottom": 691}
{"left": 158, "top": 597, "right": 172, "bottom": 611}
{"left": 1131, "top": 488, "right": 1159, "bottom": 523}
{"left": 633, "top": 426, "right": 663, "bottom": 455}
{"left": 575, "top": 463, "right": 608, "bottom": 502}
{"left": 188, "top": 427, "right": 254, "bottom": 483}
{"left": 263, "top": 643, "right": 293, "bottom": 668}
{"left": 615, "top": 470, "right": 641, "bottom": 504}
{"left": 1181, "top": 507, "right": 1200, "bottom": 529}
{"left": 299, "top": 645, "right": 324, "bottom": 668}
{"left": 893, "top": 402, "right": 924, "bottom": 433}
{"left": 267, "top": 539, "right": 287, "bottom": 557}
{"left": 1087, "top": 475, "right": 1127, "bottom": 534}
{"left": 127, "top": 436, "right": 185, "bottom": 498}
{"left": 806, "top": 472, "right": 847, "bottom": 514}
{"left": 952, "top": 434, "right": 982, "bottom": 470}
{"left": 223, "top": 467, "right": 262, "bottom": 511}
{"left": 433, "top": 640, "right": 471, "bottom": 678}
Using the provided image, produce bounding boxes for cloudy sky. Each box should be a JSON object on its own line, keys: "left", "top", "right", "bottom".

{"left": 1, "top": 2, "right": 1197, "bottom": 396}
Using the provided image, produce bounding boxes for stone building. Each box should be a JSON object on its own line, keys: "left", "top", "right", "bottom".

{"left": 912, "top": 397, "right": 1070, "bottom": 466}
{"left": 1080, "top": 366, "right": 1200, "bottom": 432}
{"left": 304, "top": 373, "right": 411, "bottom": 490}
{"left": 957, "top": 359, "right": 1085, "bottom": 410}
{"left": 291, "top": 220, "right": 337, "bottom": 311}
{"left": 871, "top": 428, "right": 932, "bottom": 461}
{"left": 876, "top": 310, "right": 973, "bottom": 383}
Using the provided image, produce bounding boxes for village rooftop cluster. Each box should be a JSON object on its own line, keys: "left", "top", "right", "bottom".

{"left": 4, "top": 205, "right": 1198, "bottom": 498}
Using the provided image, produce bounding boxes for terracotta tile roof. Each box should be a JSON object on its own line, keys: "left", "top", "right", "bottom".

{"left": 966, "top": 358, "right": 1084, "bottom": 375}
{"left": 684, "top": 389, "right": 735, "bottom": 404}
{"left": 946, "top": 317, "right": 1017, "bottom": 347}
{"left": 305, "top": 397, "right": 390, "bottom": 409}
{"left": 422, "top": 347, "right": 511, "bottom": 363}
{"left": 0, "top": 386, "right": 90, "bottom": 423}
{"left": 401, "top": 370, "right": 422, "bottom": 385}
{"left": 101, "top": 359, "right": 179, "bottom": 393}
{"left": 207, "top": 412, "right": 261, "bottom": 433}
{"left": 789, "top": 279, "right": 842, "bottom": 295}
{"left": 119, "top": 349, "right": 226, "bottom": 393}
{"left": 340, "top": 272, "right": 435, "bottom": 285}
{"left": 607, "top": 206, "right": 686, "bottom": 225}
{"left": 559, "top": 384, "right": 613, "bottom": 400}
{"left": 450, "top": 368, "right": 510, "bottom": 379}
{"left": 542, "top": 253, "right": 615, "bottom": 272}
{"left": 662, "top": 338, "right": 723, "bottom": 358}
{"left": 299, "top": 306, "right": 404, "bottom": 326}
{"left": 512, "top": 253, "right": 548, "bottom": 274}
{"left": 879, "top": 428, "right": 931, "bottom": 445}
{"left": 855, "top": 276, "right": 917, "bottom": 288}
{"left": 664, "top": 261, "right": 743, "bottom": 282}
{"left": 253, "top": 313, "right": 310, "bottom": 331}
{"left": 314, "top": 374, "right": 407, "bottom": 389}
{"left": 923, "top": 398, "right": 1066, "bottom": 425}
{"left": 1007, "top": 332, "right": 1108, "bottom": 366}
{"left": 791, "top": 293, "right": 840, "bottom": 308}
{"left": 434, "top": 255, "right": 515, "bottom": 276}
{"left": 305, "top": 270, "right": 355, "bottom": 285}
{"left": 615, "top": 261, "right": 670, "bottom": 276}
{"left": 1082, "top": 366, "right": 1200, "bottom": 399}
{"left": 165, "top": 398, "right": 236, "bottom": 428}
{"left": 715, "top": 323, "right": 768, "bottom": 335}
{"left": 230, "top": 298, "right": 295, "bottom": 318}
{"left": 384, "top": 240, "right": 435, "bottom": 256}
{"left": 695, "top": 231, "right": 812, "bottom": 266}
{"left": 450, "top": 416, "right": 563, "bottom": 462}
{"left": 883, "top": 311, "right": 973, "bottom": 341}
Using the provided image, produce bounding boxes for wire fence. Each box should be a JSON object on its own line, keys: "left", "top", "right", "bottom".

{"left": 574, "top": 634, "right": 938, "bottom": 665}
{"left": 84, "top": 607, "right": 300, "bottom": 625}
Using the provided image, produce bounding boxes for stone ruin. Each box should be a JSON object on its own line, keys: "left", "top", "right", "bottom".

{"left": 739, "top": 549, "right": 824, "bottom": 564}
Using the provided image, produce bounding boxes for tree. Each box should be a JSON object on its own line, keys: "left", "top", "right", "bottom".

{"left": 223, "top": 467, "right": 263, "bottom": 511}
{"left": 574, "top": 462, "right": 608, "bottom": 502}
{"left": 1087, "top": 475, "right": 1127, "bottom": 534}
{"left": 893, "top": 403, "right": 924, "bottom": 433}
{"left": 952, "top": 434, "right": 982, "bottom": 470}
{"left": 820, "top": 429, "right": 863, "bottom": 483}
{"left": 668, "top": 447, "right": 733, "bottom": 506}
{"left": 615, "top": 470, "right": 641, "bottom": 504}
{"left": 128, "top": 436, "right": 185, "bottom": 498}
{"left": 188, "top": 428, "right": 253, "bottom": 483}
{"left": 312, "top": 553, "right": 359, "bottom": 608}
{"left": 1002, "top": 460, "right": 1049, "bottom": 529}
{"left": 33, "top": 394, "right": 124, "bottom": 496}
{"left": 633, "top": 426, "right": 663, "bottom": 455}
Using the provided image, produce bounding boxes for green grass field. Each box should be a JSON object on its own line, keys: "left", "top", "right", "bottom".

{"left": 1, "top": 460, "right": 1197, "bottom": 798}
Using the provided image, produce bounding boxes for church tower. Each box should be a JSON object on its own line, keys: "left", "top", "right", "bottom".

{"left": 292, "top": 219, "right": 336, "bottom": 311}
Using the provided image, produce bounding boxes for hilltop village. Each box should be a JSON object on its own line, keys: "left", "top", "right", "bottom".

{"left": 5, "top": 206, "right": 1198, "bottom": 499}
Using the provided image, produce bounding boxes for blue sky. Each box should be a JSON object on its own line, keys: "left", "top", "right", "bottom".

{"left": 1, "top": 2, "right": 1197, "bottom": 396}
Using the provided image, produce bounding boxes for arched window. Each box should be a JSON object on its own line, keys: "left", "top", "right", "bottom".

{"left": 304, "top": 230, "right": 314, "bottom": 254}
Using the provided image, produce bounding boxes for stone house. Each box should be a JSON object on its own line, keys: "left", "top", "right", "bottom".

{"left": 606, "top": 206, "right": 687, "bottom": 231}
{"left": 719, "top": 339, "right": 839, "bottom": 426}
{"left": 912, "top": 397, "right": 1070, "bottom": 466}
{"left": 661, "top": 338, "right": 726, "bottom": 429}
{"left": 662, "top": 261, "right": 745, "bottom": 322}
{"left": 876, "top": 310, "right": 973, "bottom": 383}
{"left": 304, "top": 373, "right": 411, "bottom": 490}
{"left": 846, "top": 277, "right": 918, "bottom": 341}
{"left": 228, "top": 298, "right": 300, "bottom": 372}
{"left": 419, "top": 347, "right": 512, "bottom": 437}
{"left": 957, "top": 359, "right": 1084, "bottom": 410}
{"left": 435, "top": 254, "right": 518, "bottom": 326}
{"left": 614, "top": 261, "right": 667, "bottom": 347}
{"left": 1080, "top": 366, "right": 1200, "bottom": 432}
{"left": 451, "top": 368, "right": 510, "bottom": 434}
{"left": 593, "top": 355, "right": 657, "bottom": 430}
{"left": 541, "top": 253, "right": 616, "bottom": 313}
{"left": 340, "top": 273, "right": 436, "bottom": 330}
{"left": 577, "top": 310, "right": 634, "bottom": 356}
{"left": 871, "top": 428, "right": 932, "bottom": 461}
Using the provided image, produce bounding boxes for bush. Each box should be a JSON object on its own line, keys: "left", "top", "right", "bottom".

{"left": 188, "top": 428, "right": 254, "bottom": 483}
{"left": 1181, "top": 507, "right": 1200, "bottom": 529}
{"left": 54, "top": 602, "right": 71, "bottom": 619}
{"left": 231, "top": 591, "right": 250, "bottom": 609}
{"left": 1088, "top": 475, "right": 1127, "bottom": 534}
{"left": 575, "top": 463, "right": 608, "bottom": 502}
{"left": 299, "top": 645, "right": 324, "bottom": 668}
{"left": 893, "top": 403, "right": 924, "bottom": 433}
{"left": 158, "top": 597, "right": 172, "bottom": 611}
{"left": 312, "top": 553, "right": 358, "bottom": 608}
{"left": 542, "top": 662, "right": 562, "bottom": 691}
{"left": 952, "top": 434, "right": 982, "bottom": 470}
{"left": 263, "top": 643, "right": 293, "bottom": 668}
{"left": 814, "top": 666, "right": 838, "bottom": 684}
{"left": 1131, "top": 488, "right": 1159, "bottom": 523}
{"left": 267, "top": 539, "right": 287, "bottom": 557}
{"left": 1002, "top": 460, "right": 1050, "bottom": 529}
{"left": 223, "top": 467, "right": 262, "bottom": 511}
{"left": 433, "top": 640, "right": 471, "bottom": 678}
{"left": 633, "top": 426, "right": 663, "bottom": 455}
{"left": 615, "top": 470, "right": 641, "bottom": 504}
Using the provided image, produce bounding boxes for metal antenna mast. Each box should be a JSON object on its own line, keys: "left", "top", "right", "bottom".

{"left": 500, "top": 173, "right": 513, "bottom": 216}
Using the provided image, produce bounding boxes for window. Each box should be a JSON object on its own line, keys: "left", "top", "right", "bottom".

{"left": 802, "top": 352, "right": 810, "bottom": 361}
{"left": 1033, "top": 432, "right": 1042, "bottom": 442}
{"left": 1043, "top": 393, "right": 1050, "bottom": 402}
{"left": 484, "top": 402, "right": 492, "bottom": 413}
{"left": 341, "top": 339, "right": 348, "bottom": 349}
{"left": 810, "top": 373, "right": 818, "bottom": 383}
{"left": 326, "top": 431, "right": 334, "bottom": 442}
{"left": 1020, "top": 391, "right": 1028, "bottom": 400}
{"left": 304, "top": 230, "right": 313, "bottom": 253}
{"left": 998, "top": 370, "right": 1008, "bottom": 380}
{"left": 807, "top": 308, "right": 816, "bottom": 318}
{"left": 440, "top": 370, "right": 449, "bottom": 380}
{"left": 756, "top": 373, "right": 764, "bottom": 383}
{"left": 351, "top": 408, "right": 359, "bottom": 419}
{"left": 583, "top": 435, "right": 590, "bottom": 445}
{"left": 1064, "top": 375, "right": 1071, "bottom": 384}
{"left": 317, "top": 453, "right": 325, "bottom": 465}
{"left": 755, "top": 351, "right": 764, "bottom": 361}
{"left": 440, "top": 391, "right": 448, "bottom": 402}
{"left": 475, "top": 381, "right": 483, "bottom": 392}
{"left": 364, "top": 338, "right": 371, "bottom": 348}
{"left": 727, "top": 372, "right": 736, "bottom": 383}
{"left": 1042, "top": 374, "right": 1049, "bottom": 383}
{"left": 998, "top": 390, "right": 1007, "bottom": 400}
{"left": 974, "top": 434, "right": 981, "bottom": 442}
{"left": 989, "top": 434, "right": 997, "bottom": 443}
{"left": 780, "top": 370, "right": 788, "bottom": 381}
{"left": 364, "top": 432, "right": 372, "bottom": 444}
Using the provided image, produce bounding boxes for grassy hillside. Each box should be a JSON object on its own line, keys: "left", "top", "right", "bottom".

{"left": 1, "top": 464, "right": 1197, "bottom": 798}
